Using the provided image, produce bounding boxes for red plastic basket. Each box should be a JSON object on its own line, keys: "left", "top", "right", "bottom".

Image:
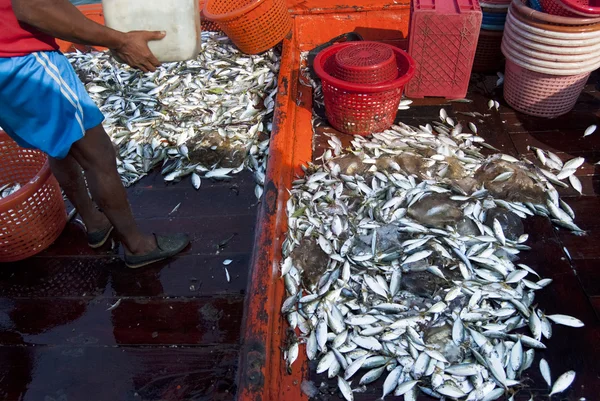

{"left": 406, "top": 0, "right": 483, "bottom": 99}
{"left": 328, "top": 42, "right": 399, "bottom": 84}
{"left": 203, "top": 0, "right": 292, "bottom": 54}
{"left": 473, "top": 29, "right": 505, "bottom": 72}
{"left": 199, "top": 0, "right": 220, "bottom": 31}
{"left": 0, "top": 133, "right": 67, "bottom": 262}
{"left": 540, "top": 0, "right": 579, "bottom": 15}
{"left": 503, "top": 58, "right": 589, "bottom": 117}
{"left": 540, "top": 0, "right": 600, "bottom": 16}
{"left": 314, "top": 42, "right": 416, "bottom": 136}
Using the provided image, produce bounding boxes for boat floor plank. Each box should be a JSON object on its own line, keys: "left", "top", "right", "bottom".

{"left": 0, "top": 345, "right": 237, "bottom": 401}
{"left": 0, "top": 164, "right": 258, "bottom": 399}
{"left": 0, "top": 296, "right": 244, "bottom": 346}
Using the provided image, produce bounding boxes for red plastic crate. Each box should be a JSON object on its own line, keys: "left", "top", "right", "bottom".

{"left": 406, "top": 0, "right": 482, "bottom": 99}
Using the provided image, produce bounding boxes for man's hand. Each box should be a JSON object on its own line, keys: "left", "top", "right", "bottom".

{"left": 113, "top": 31, "right": 166, "bottom": 73}
{"left": 13, "top": 0, "right": 166, "bottom": 72}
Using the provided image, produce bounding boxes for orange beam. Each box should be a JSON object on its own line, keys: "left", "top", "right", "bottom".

{"left": 287, "top": 0, "right": 409, "bottom": 14}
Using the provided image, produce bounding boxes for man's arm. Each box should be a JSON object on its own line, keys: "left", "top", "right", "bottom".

{"left": 12, "top": 0, "right": 165, "bottom": 72}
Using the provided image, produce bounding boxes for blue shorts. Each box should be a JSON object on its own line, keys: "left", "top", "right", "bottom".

{"left": 0, "top": 51, "right": 104, "bottom": 159}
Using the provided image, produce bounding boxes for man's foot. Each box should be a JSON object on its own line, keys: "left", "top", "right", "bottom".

{"left": 82, "top": 212, "right": 114, "bottom": 248}
{"left": 87, "top": 224, "right": 115, "bottom": 248}
{"left": 124, "top": 233, "right": 190, "bottom": 269}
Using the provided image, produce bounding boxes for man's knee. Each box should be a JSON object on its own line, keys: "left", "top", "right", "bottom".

{"left": 70, "top": 125, "right": 117, "bottom": 172}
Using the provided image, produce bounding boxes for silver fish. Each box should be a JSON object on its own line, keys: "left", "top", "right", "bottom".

{"left": 68, "top": 33, "right": 277, "bottom": 193}
{"left": 491, "top": 171, "right": 513, "bottom": 183}
{"left": 563, "top": 157, "right": 585, "bottom": 171}
{"left": 540, "top": 358, "right": 551, "bottom": 387}
{"left": 191, "top": 173, "right": 201, "bottom": 189}
{"left": 337, "top": 376, "right": 354, "bottom": 401}
{"left": 436, "top": 384, "right": 465, "bottom": 398}
{"left": 394, "top": 380, "right": 419, "bottom": 396}
{"left": 382, "top": 367, "right": 403, "bottom": 399}
{"left": 547, "top": 314, "right": 585, "bottom": 327}
{"left": 359, "top": 365, "right": 386, "bottom": 385}
{"left": 569, "top": 175, "right": 582, "bottom": 194}
{"left": 402, "top": 250, "right": 432, "bottom": 265}
{"left": 445, "top": 363, "right": 480, "bottom": 376}
{"left": 510, "top": 340, "right": 523, "bottom": 372}
{"left": 556, "top": 168, "right": 577, "bottom": 180}
{"left": 549, "top": 370, "right": 576, "bottom": 396}
{"left": 317, "top": 351, "right": 336, "bottom": 374}
{"left": 583, "top": 124, "right": 596, "bottom": 137}
{"left": 492, "top": 219, "right": 506, "bottom": 246}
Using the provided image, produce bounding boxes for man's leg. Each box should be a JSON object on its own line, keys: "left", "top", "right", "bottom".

{"left": 49, "top": 154, "right": 111, "bottom": 234}
{"left": 68, "top": 124, "right": 156, "bottom": 255}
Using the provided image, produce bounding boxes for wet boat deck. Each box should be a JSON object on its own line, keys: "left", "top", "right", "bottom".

{"left": 1, "top": 72, "right": 600, "bottom": 400}
{"left": 0, "top": 170, "right": 259, "bottom": 401}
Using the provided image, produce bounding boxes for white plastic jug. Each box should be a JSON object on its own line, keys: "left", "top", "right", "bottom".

{"left": 102, "top": 0, "right": 201, "bottom": 63}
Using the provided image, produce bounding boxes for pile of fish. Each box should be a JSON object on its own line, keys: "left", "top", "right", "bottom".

{"left": 0, "top": 183, "right": 21, "bottom": 199}
{"left": 280, "top": 112, "right": 585, "bottom": 400}
{"left": 529, "top": 146, "right": 585, "bottom": 195}
{"left": 67, "top": 32, "right": 279, "bottom": 196}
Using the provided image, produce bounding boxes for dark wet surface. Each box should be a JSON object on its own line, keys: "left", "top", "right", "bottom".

{"left": 0, "top": 171, "right": 258, "bottom": 401}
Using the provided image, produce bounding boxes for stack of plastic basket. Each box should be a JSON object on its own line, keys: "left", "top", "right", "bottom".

{"left": 474, "top": 0, "right": 511, "bottom": 71}
{"left": 314, "top": 42, "right": 415, "bottom": 135}
{"left": 501, "top": 0, "right": 600, "bottom": 117}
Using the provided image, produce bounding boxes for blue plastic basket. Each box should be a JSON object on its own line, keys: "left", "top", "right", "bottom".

{"left": 481, "top": 23, "right": 506, "bottom": 30}
{"left": 482, "top": 14, "right": 507, "bottom": 23}
{"left": 528, "top": 0, "right": 544, "bottom": 11}
{"left": 483, "top": 12, "right": 507, "bottom": 16}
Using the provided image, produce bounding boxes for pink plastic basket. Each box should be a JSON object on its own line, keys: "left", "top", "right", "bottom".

{"left": 503, "top": 58, "right": 589, "bottom": 117}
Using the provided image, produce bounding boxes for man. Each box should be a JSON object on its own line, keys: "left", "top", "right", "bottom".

{"left": 0, "top": 0, "right": 189, "bottom": 268}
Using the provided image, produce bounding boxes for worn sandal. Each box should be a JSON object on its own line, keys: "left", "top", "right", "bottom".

{"left": 124, "top": 233, "right": 190, "bottom": 269}
{"left": 88, "top": 225, "right": 115, "bottom": 249}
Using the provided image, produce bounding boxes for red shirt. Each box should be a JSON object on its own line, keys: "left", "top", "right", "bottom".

{"left": 0, "top": 0, "right": 59, "bottom": 57}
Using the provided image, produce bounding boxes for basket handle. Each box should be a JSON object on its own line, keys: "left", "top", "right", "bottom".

{"left": 308, "top": 32, "right": 364, "bottom": 70}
